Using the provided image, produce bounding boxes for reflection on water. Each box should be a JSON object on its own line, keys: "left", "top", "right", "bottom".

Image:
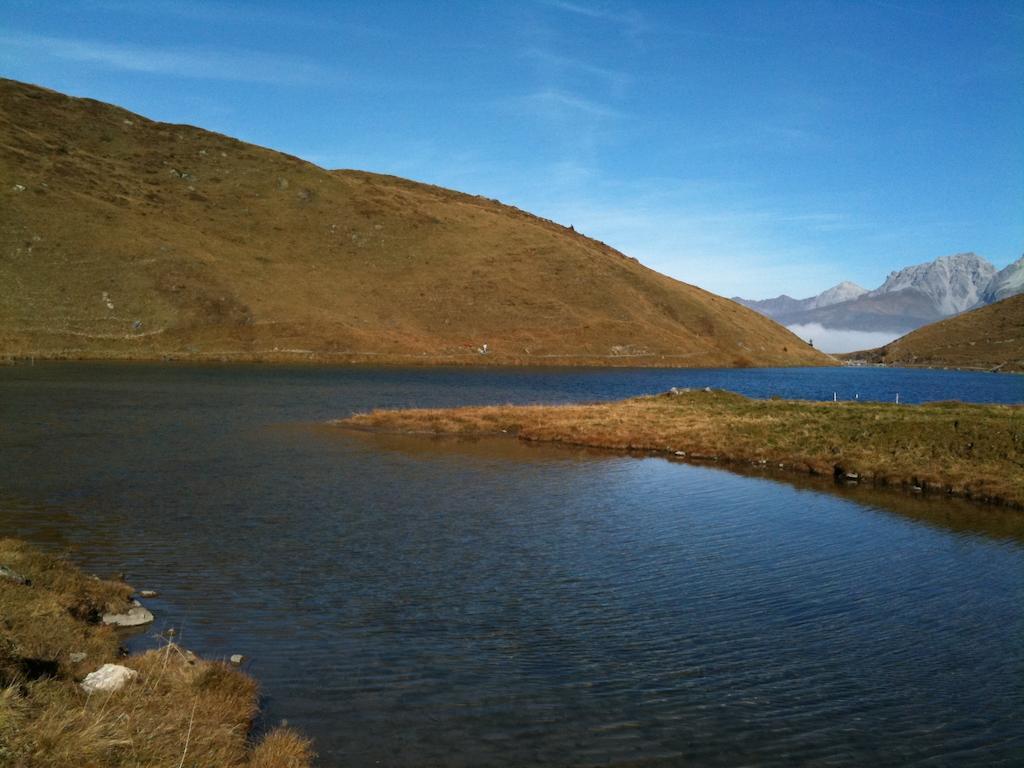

{"left": 338, "top": 428, "right": 1024, "bottom": 545}
{"left": 1, "top": 363, "right": 1023, "bottom": 767}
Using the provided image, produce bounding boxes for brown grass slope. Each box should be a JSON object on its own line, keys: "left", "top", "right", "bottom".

{"left": 845, "top": 294, "right": 1024, "bottom": 372}
{"left": 0, "top": 78, "right": 827, "bottom": 367}
{"left": 338, "top": 389, "right": 1024, "bottom": 508}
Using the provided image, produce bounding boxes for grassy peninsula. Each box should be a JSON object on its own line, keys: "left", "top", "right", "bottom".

{"left": 0, "top": 538, "right": 312, "bottom": 767}
{"left": 338, "top": 389, "right": 1024, "bottom": 508}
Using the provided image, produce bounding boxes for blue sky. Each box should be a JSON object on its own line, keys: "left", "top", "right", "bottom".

{"left": 3, "top": 0, "right": 1022, "bottom": 299}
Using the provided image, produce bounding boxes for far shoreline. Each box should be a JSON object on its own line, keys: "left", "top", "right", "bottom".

{"left": 4, "top": 352, "right": 1021, "bottom": 374}
{"left": 0, "top": 350, "right": 838, "bottom": 369}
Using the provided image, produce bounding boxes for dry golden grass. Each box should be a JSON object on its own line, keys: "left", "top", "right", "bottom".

{"left": 845, "top": 294, "right": 1024, "bottom": 372}
{"left": 0, "top": 539, "right": 313, "bottom": 767}
{"left": 338, "top": 389, "right": 1024, "bottom": 507}
{"left": 0, "top": 77, "right": 827, "bottom": 369}
{"left": 0, "top": 539, "right": 131, "bottom": 686}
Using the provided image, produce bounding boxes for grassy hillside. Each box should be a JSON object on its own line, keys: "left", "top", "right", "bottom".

{"left": 0, "top": 78, "right": 827, "bottom": 367}
{"left": 845, "top": 295, "right": 1024, "bottom": 372}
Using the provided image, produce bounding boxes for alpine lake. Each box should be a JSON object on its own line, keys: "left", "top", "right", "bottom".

{"left": 1, "top": 362, "right": 1021, "bottom": 767}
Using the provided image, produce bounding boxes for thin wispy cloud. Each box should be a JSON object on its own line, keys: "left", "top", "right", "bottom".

{"left": 520, "top": 48, "right": 630, "bottom": 92}
{"left": 501, "top": 175, "right": 857, "bottom": 298}
{"left": 679, "top": 123, "right": 829, "bottom": 155}
{"left": 517, "top": 89, "right": 623, "bottom": 120}
{"left": 545, "top": 0, "right": 647, "bottom": 36}
{"left": 0, "top": 31, "right": 330, "bottom": 85}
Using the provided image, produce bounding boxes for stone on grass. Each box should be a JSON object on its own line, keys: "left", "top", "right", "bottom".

{"left": 81, "top": 663, "right": 138, "bottom": 694}
{"left": 69, "top": 652, "right": 88, "bottom": 663}
{"left": 0, "top": 565, "right": 30, "bottom": 585}
{"left": 102, "top": 599, "right": 154, "bottom": 627}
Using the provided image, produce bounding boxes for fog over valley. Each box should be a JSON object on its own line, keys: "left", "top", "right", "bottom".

{"left": 785, "top": 323, "right": 902, "bottom": 354}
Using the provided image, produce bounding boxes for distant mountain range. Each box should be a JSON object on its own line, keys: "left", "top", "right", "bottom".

{"left": 735, "top": 253, "right": 1024, "bottom": 334}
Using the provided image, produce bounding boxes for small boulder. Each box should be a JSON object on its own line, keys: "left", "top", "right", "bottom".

{"left": 69, "top": 651, "right": 88, "bottom": 663}
{"left": 0, "top": 565, "right": 30, "bottom": 585}
{"left": 81, "top": 663, "right": 138, "bottom": 694}
{"left": 138, "top": 589, "right": 158, "bottom": 598}
{"left": 102, "top": 599, "right": 154, "bottom": 627}
{"left": 229, "top": 654, "right": 244, "bottom": 665}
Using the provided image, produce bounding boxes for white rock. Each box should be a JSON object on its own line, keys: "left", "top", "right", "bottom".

{"left": 81, "top": 663, "right": 138, "bottom": 694}
{"left": 229, "top": 654, "right": 244, "bottom": 665}
{"left": 102, "top": 599, "right": 154, "bottom": 627}
{"left": 0, "top": 564, "right": 29, "bottom": 585}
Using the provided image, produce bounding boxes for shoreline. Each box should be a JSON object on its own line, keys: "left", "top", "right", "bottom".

{"left": 4, "top": 353, "right": 1020, "bottom": 375}
{"left": 840, "top": 359, "right": 1022, "bottom": 375}
{"left": 0, "top": 538, "right": 314, "bottom": 766}
{"left": 336, "top": 388, "right": 1024, "bottom": 509}
{"left": 0, "top": 350, "right": 837, "bottom": 369}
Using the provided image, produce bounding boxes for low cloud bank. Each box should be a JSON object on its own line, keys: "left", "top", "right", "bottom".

{"left": 786, "top": 323, "right": 903, "bottom": 354}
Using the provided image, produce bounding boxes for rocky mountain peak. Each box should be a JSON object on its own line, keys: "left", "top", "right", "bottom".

{"left": 870, "top": 252, "right": 996, "bottom": 315}
{"left": 980, "top": 255, "right": 1024, "bottom": 305}
{"left": 808, "top": 281, "right": 867, "bottom": 309}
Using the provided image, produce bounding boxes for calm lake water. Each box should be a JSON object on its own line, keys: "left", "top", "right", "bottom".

{"left": 1, "top": 363, "right": 1022, "bottom": 766}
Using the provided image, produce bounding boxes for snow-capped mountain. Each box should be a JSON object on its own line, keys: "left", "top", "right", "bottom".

{"left": 868, "top": 253, "right": 995, "bottom": 315}
{"left": 735, "top": 252, "right": 1020, "bottom": 336}
{"left": 733, "top": 280, "right": 866, "bottom": 317}
{"left": 807, "top": 280, "right": 868, "bottom": 309}
{"left": 979, "top": 255, "right": 1024, "bottom": 305}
